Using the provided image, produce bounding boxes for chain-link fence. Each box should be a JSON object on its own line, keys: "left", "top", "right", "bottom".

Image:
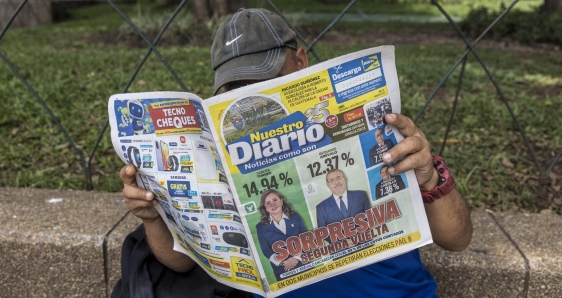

{"left": 1, "top": 0, "right": 560, "bottom": 208}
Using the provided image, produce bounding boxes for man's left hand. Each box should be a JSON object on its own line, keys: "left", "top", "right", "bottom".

{"left": 382, "top": 113, "right": 439, "bottom": 191}
{"left": 382, "top": 113, "right": 473, "bottom": 252}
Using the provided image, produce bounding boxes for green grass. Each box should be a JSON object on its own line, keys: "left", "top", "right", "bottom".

{"left": 0, "top": 2, "right": 560, "bottom": 213}
{"left": 249, "top": 0, "right": 543, "bottom": 18}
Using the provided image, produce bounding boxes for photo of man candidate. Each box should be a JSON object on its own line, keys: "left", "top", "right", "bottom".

{"left": 369, "top": 128, "right": 395, "bottom": 167}
{"left": 316, "top": 169, "right": 371, "bottom": 231}
{"left": 256, "top": 189, "right": 308, "bottom": 281}
{"left": 375, "top": 165, "right": 406, "bottom": 200}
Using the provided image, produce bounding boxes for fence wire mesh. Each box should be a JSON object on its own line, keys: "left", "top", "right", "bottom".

{"left": 0, "top": 0, "right": 560, "bottom": 208}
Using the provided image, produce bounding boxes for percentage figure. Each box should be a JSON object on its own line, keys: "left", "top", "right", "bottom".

{"left": 341, "top": 152, "right": 355, "bottom": 166}
{"left": 241, "top": 173, "right": 293, "bottom": 198}
{"left": 279, "top": 172, "right": 293, "bottom": 186}
{"left": 306, "top": 152, "right": 357, "bottom": 178}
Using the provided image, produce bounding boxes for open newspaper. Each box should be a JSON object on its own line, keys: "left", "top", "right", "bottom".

{"left": 108, "top": 45, "right": 433, "bottom": 297}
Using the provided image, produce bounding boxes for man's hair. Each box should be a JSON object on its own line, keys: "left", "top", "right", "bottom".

{"left": 380, "top": 165, "right": 389, "bottom": 173}
{"left": 211, "top": 8, "right": 297, "bottom": 95}
{"left": 325, "top": 168, "right": 345, "bottom": 183}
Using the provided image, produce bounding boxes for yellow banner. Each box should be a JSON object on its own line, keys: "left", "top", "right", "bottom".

{"left": 150, "top": 99, "right": 190, "bottom": 109}
{"left": 155, "top": 127, "right": 202, "bottom": 136}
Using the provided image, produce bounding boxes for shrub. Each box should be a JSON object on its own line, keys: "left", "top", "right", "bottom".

{"left": 118, "top": 5, "right": 197, "bottom": 44}
{"left": 461, "top": 6, "right": 562, "bottom": 46}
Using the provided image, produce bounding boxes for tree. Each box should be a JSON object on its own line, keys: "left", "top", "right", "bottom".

{"left": 543, "top": 0, "right": 562, "bottom": 13}
{"left": 192, "top": 0, "right": 247, "bottom": 21}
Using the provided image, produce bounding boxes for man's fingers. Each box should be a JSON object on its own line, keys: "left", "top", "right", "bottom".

{"left": 123, "top": 183, "right": 153, "bottom": 201}
{"left": 124, "top": 195, "right": 154, "bottom": 210}
{"left": 380, "top": 113, "right": 437, "bottom": 187}
{"left": 387, "top": 151, "right": 431, "bottom": 175}
{"left": 382, "top": 135, "right": 425, "bottom": 164}
{"left": 120, "top": 164, "right": 137, "bottom": 185}
{"left": 384, "top": 113, "right": 418, "bottom": 137}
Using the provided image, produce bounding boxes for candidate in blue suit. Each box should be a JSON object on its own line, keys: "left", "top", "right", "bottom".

{"left": 316, "top": 169, "right": 371, "bottom": 232}
{"left": 256, "top": 189, "right": 308, "bottom": 281}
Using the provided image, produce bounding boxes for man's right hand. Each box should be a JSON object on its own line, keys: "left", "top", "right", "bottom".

{"left": 120, "top": 164, "right": 160, "bottom": 222}
{"left": 121, "top": 164, "right": 196, "bottom": 272}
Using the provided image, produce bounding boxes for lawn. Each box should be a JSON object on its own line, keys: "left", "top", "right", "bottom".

{"left": 0, "top": 0, "right": 560, "bottom": 213}
{"left": 248, "top": 0, "right": 542, "bottom": 17}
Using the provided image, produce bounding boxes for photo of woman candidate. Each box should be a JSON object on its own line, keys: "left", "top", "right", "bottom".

{"left": 256, "top": 189, "right": 307, "bottom": 281}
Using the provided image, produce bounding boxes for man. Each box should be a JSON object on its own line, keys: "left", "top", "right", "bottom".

{"left": 316, "top": 169, "right": 370, "bottom": 230}
{"left": 368, "top": 128, "right": 395, "bottom": 167}
{"left": 120, "top": 8, "right": 472, "bottom": 297}
{"left": 375, "top": 164, "right": 406, "bottom": 199}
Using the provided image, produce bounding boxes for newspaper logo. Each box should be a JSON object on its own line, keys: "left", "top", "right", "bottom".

{"left": 304, "top": 182, "right": 318, "bottom": 195}
{"left": 362, "top": 55, "right": 380, "bottom": 72}
{"left": 243, "top": 202, "right": 257, "bottom": 214}
{"left": 147, "top": 99, "right": 202, "bottom": 136}
{"left": 232, "top": 257, "right": 259, "bottom": 282}
{"left": 226, "top": 112, "right": 332, "bottom": 174}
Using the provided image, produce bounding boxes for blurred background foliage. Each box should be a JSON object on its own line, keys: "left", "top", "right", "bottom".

{"left": 0, "top": 0, "right": 560, "bottom": 213}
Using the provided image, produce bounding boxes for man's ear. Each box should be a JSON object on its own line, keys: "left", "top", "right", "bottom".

{"left": 295, "top": 47, "right": 309, "bottom": 70}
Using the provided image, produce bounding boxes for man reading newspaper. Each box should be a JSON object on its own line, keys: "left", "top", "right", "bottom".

{"left": 117, "top": 8, "right": 472, "bottom": 298}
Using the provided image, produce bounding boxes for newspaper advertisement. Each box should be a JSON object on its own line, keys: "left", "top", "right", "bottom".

{"left": 108, "top": 92, "right": 264, "bottom": 293}
{"left": 202, "top": 45, "right": 433, "bottom": 297}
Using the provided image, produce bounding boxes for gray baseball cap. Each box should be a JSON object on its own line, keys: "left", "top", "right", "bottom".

{"left": 211, "top": 8, "right": 297, "bottom": 95}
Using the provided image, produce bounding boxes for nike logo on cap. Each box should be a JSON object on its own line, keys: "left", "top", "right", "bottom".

{"left": 226, "top": 34, "right": 243, "bottom": 46}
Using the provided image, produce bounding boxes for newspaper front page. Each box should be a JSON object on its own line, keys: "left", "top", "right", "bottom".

{"left": 202, "top": 45, "right": 433, "bottom": 296}
{"left": 108, "top": 45, "right": 433, "bottom": 298}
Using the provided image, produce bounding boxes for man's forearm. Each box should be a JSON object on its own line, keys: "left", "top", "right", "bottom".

{"left": 423, "top": 188, "right": 473, "bottom": 252}
{"left": 144, "top": 217, "right": 196, "bottom": 272}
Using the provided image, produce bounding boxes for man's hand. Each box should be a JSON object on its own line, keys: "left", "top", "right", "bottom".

{"left": 120, "top": 164, "right": 159, "bottom": 221}
{"left": 382, "top": 113, "right": 473, "bottom": 252}
{"left": 382, "top": 114, "right": 439, "bottom": 191}
{"left": 120, "top": 164, "right": 196, "bottom": 272}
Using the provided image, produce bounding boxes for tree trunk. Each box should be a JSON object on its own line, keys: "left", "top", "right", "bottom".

{"left": 211, "top": 0, "right": 230, "bottom": 17}
{"left": 192, "top": 0, "right": 246, "bottom": 21}
{"left": 543, "top": 0, "right": 562, "bottom": 13}
{"left": 192, "top": 0, "right": 212, "bottom": 21}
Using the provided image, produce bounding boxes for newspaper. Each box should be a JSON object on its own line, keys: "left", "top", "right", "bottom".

{"left": 108, "top": 45, "right": 433, "bottom": 297}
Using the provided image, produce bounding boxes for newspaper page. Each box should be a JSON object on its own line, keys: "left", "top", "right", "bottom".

{"left": 108, "top": 92, "right": 265, "bottom": 294}
{"left": 202, "top": 45, "right": 433, "bottom": 297}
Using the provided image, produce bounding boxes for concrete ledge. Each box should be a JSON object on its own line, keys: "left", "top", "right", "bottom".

{"left": 0, "top": 187, "right": 128, "bottom": 297}
{"left": 0, "top": 187, "right": 560, "bottom": 297}
{"left": 420, "top": 211, "right": 527, "bottom": 297}
{"left": 420, "top": 210, "right": 562, "bottom": 297}
{"left": 492, "top": 212, "right": 562, "bottom": 296}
